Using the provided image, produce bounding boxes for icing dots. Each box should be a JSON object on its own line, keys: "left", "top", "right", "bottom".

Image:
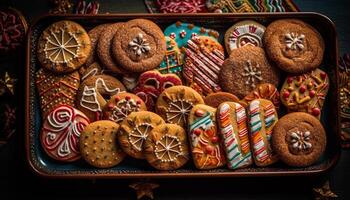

{"left": 166, "top": 99, "right": 193, "bottom": 125}
{"left": 128, "top": 122, "right": 154, "bottom": 151}
{"left": 129, "top": 33, "right": 151, "bottom": 56}
{"left": 285, "top": 33, "right": 305, "bottom": 50}
{"left": 154, "top": 134, "right": 183, "bottom": 163}
{"left": 241, "top": 60, "right": 262, "bottom": 88}
{"left": 107, "top": 95, "right": 143, "bottom": 123}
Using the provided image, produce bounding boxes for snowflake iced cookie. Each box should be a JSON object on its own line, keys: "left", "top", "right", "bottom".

{"left": 144, "top": 123, "right": 190, "bottom": 170}
{"left": 37, "top": 20, "right": 91, "bottom": 73}
{"left": 118, "top": 111, "right": 165, "bottom": 159}
{"left": 103, "top": 92, "right": 147, "bottom": 123}
{"left": 112, "top": 19, "right": 166, "bottom": 73}
{"left": 219, "top": 45, "right": 280, "bottom": 98}
{"left": 263, "top": 19, "right": 325, "bottom": 73}
{"left": 76, "top": 75, "right": 126, "bottom": 122}
{"left": 155, "top": 86, "right": 204, "bottom": 127}
{"left": 272, "top": 112, "right": 326, "bottom": 167}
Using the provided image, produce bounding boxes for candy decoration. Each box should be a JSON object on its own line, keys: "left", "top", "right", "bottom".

{"left": 157, "top": 36, "right": 184, "bottom": 74}
{"left": 156, "top": 0, "right": 207, "bottom": 13}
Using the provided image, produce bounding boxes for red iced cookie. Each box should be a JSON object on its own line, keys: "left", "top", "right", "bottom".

{"left": 156, "top": 0, "right": 207, "bottom": 13}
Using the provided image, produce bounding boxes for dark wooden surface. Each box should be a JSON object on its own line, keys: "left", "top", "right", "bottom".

{"left": 0, "top": 0, "right": 350, "bottom": 199}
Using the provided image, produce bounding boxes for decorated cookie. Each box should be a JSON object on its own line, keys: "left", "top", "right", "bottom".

{"left": 263, "top": 19, "right": 325, "bottom": 73}
{"left": 86, "top": 23, "right": 109, "bottom": 66}
{"left": 37, "top": 20, "right": 91, "bottom": 73}
{"left": 219, "top": 45, "right": 280, "bottom": 98}
{"left": 40, "top": 105, "right": 89, "bottom": 162}
{"left": 188, "top": 104, "right": 226, "bottom": 169}
{"left": 97, "top": 23, "right": 128, "bottom": 74}
{"left": 112, "top": 19, "right": 166, "bottom": 73}
{"left": 133, "top": 70, "right": 182, "bottom": 111}
{"left": 144, "top": 123, "right": 190, "bottom": 170}
{"left": 36, "top": 68, "right": 80, "bottom": 117}
{"left": 118, "top": 111, "right": 165, "bottom": 159}
{"left": 280, "top": 68, "right": 329, "bottom": 118}
{"left": 217, "top": 102, "right": 253, "bottom": 169}
{"left": 183, "top": 36, "right": 225, "bottom": 96}
{"left": 156, "top": 0, "right": 207, "bottom": 13}
{"left": 204, "top": 92, "right": 240, "bottom": 108}
{"left": 206, "top": 0, "right": 255, "bottom": 13}
{"left": 224, "top": 20, "right": 266, "bottom": 54}
{"left": 157, "top": 36, "right": 184, "bottom": 75}
{"left": 248, "top": 99, "right": 278, "bottom": 166}
{"left": 164, "top": 21, "right": 219, "bottom": 49}
{"left": 241, "top": 83, "right": 280, "bottom": 110}
{"left": 79, "top": 62, "right": 103, "bottom": 81}
{"left": 156, "top": 86, "right": 204, "bottom": 127}
{"left": 272, "top": 112, "right": 326, "bottom": 167}
{"left": 76, "top": 75, "right": 126, "bottom": 122}
{"left": 80, "top": 120, "right": 125, "bottom": 168}
{"left": 103, "top": 92, "right": 147, "bottom": 123}
{"left": 122, "top": 74, "right": 139, "bottom": 91}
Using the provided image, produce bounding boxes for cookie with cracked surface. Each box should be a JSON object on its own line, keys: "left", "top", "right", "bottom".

{"left": 272, "top": 112, "right": 326, "bottom": 167}
{"left": 204, "top": 92, "right": 240, "bottom": 108}
{"left": 86, "top": 23, "right": 110, "bottom": 66}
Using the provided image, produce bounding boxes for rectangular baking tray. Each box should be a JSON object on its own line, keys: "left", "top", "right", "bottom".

{"left": 26, "top": 13, "right": 341, "bottom": 178}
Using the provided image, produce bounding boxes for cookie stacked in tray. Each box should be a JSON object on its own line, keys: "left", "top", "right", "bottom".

{"left": 35, "top": 18, "right": 329, "bottom": 170}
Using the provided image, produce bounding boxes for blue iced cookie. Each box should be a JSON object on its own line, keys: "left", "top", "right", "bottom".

{"left": 157, "top": 36, "right": 184, "bottom": 74}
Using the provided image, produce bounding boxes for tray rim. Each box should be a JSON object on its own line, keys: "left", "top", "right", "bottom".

{"left": 25, "top": 12, "right": 341, "bottom": 179}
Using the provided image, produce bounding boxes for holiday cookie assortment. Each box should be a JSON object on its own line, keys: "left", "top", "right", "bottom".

{"left": 32, "top": 17, "right": 333, "bottom": 172}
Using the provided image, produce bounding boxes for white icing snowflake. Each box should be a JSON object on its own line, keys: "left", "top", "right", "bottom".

{"left": 129, "top": 33, "right": 151, "bottom": 56}
{"left": 290, "top": 130, "right": 312, "bottom": 150}
{"left": 128, "top": 123, "right": 153, "bottom": 151}
{"left": 166, "top": 99, "right": 193, "bottom": 125}
{"left": 285, "top": 33, "right": 305, "bottom": 50}
{"left": 154, "top": 134, "right": 182, "bottom": 163}
{"left": 241, "top": 60, "right": 262, "bottom": 88}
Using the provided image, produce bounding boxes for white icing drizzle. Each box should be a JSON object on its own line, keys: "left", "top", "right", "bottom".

{"left": 165, "top": 99, "right": 193, "bottom": 125}
{"left": 241, "top": 60, "right": 262, "bottom": 88}
{"left": 109, "top": 98, "right": 140, "bottom": 123}
{"left": 154, "top": 134, "right": 182, "bottom": 163}
{"left": 81, "top": 67, "right": 98, "bottom": 81}
{"left": 128, "top": 122, "right": 153, "bottom": 151}
{"left": 290, "top": 130, "right": 312, "bottom": 150}
{"left": 285, "top": 33, "right": 305, "bottom": 50}
{"left": 129, "top": 33, "right": 151, "bottom": 56}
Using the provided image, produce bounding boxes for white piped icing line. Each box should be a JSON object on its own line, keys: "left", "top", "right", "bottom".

{"left": 241, "top": 60, "right": 262, "bottom": 88}
{"left": 285, "top": 33, "right": 305, "bottom": 50}
{"left": 154, "top": 134, "right": 182, "bottom": 163}
{"left": 128, "top": 122, "right": 153, "bottom": 151}
{"left": 290, "top": 130, "right": 312, "bottom": 150}
{"left": 165, "top": 99, "right": 193, "bottom": 125}
{"left": 129, "top": 33, "right": 151, "bottom": 56}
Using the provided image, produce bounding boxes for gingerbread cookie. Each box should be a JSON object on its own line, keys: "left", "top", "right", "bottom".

{"left": 79, "top": 62, "right": 103, "bottom": 81}
{"left": 36, "top": 68, "right": 80, "bottom": 117}
{"left": 183, "top": 36, "right": 225, "bottom": 96}
{"left": 156, "top": 86, "right": 204, "bottom": 127}
{"left": 144, "top": 123, "right": 190, "bottom": 170}
{"left": 241, "top": 83, "right": 280, "bottom": 110}
{"left": 97, "top": 23, "right": 128, "bottom": 74}
{"left": 219, "top": 45, "right": 280, "bottom": 98}
{"left": 224, "top": 20, "right": 266, "bottom": 54}
{"left": 217, "top": 102, "right": 253, "bottom": 169}
{"left": 204, "top": 92, "right": 240, "bottom": 108}
{"left": 37, "top": 20, "right": 91, "bottom": 73}
{"left": 272, "top": 112, "right": 326, "bottom": 167}
{"left": 133, "top": 70, "right": 182, "bottom": 111}
{"left": 103, "top": 92, "right": 147, "bottom": 123}
{"left": 76, "top": 75, "right": 126, "bottom": 122}
{"left": 40, "top": 105, "right": 89, "bottom": 162}
{"left": 86, "top": 23, "right": 109, "bottom": 66}
{"left": 157, "top": 36, "right": 184, "bottom": 75}
{"left": 280, "top": 68, "right": 329, "bottom": 118}
{"left": 263, "top": 19, "right": 325, "bottom": 73}
{"left": 112, "top": 19, "right": 166, "bottom": 73}
{"left": 118, "top": 111, "right": 165, "bottom": 159}
{"left": 188, "top": 104, "right": 226, "bottom": 169}
{"left": 156, "top": 0, "right": 207, "bottom": 13}
{"left": 122, "top": 74, "right": 139, "bottom": 91}
{"left": 80, "top": 120, "right": 125, "bottom": 168}
{"left": 247, "top": 99, "right": 278, "bottom": 166}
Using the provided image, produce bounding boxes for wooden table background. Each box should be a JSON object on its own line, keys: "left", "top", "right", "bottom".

{"left": 0, "top": 0, "right": 349, "bottom": 199}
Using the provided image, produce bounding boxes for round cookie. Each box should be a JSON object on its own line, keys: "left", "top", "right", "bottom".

{"left": 40, "top": 105, "right": 89, "bottom": 162}
{"left": 86, "top": 23, "right": 110, "bottom": 66}
{"left": 118, "top": 111, "right": 165, "bottom": 159}
{"left": 79, "top": 62, "right": 103, "bottom": 81}
{"left": 112, "top": 19, "right": 166, "bottom": 73}
{"left": 144, "top": 123, "right": 190, "bottom": 170}
{"left": 263, "top": 19, "right": 325, "bottom": 73}
{"left": 76, "top": 75, "right": 126, "bottom": 122}
{"left": 155, "top": 86, "right": 204, "bottom": 127}
{"left": 103, "top": 92, "right": 147, "bottom": 123}
{"left": 37, "top": 20, "right": 91, "bottom": 73}
{"left": 219, "top": 45, "right": 280, "bottom": 99}
{"left": 97, "top": 23, "right": 128, "bottom": 74}
{"left": 272, "top": 112, "right": 326, "bottom": 167}
{"left": 204, "top": 92, "right": 240, "bottom": 108}
{"left": 224, "top": 20, "right": 266, "bottom": 54}
{"left": 241, "top": 83, "right": 280, "bottom": 110}
{"left": 80, "top": 120, "right": 125, "bottom": 168}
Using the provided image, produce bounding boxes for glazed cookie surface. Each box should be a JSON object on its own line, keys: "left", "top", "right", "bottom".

{"left": 241, "top": 83, "right": 280, "bottom": 110}
{"left": 118, "top": 111, "right": 165, "bottom": 159}
{"left": 86, "top": 23, "right": 110, "bottom": 66}
{"left": 80, "top": 120, "right": 125, "bottom": 168}
{"left": 37, "top": 20, "right": 91, "bottom": 73}
{"left": 41, "top": 105, "right": 89, "bottom": 162}
{"left": 204, "top": 92, "right": 240, "bottom": 108}
{"left": 76, "top": 75, "right": 126, "bottom": 122}
{"left": 112, "top": 19, "right": 166, "bottom": 73}
{"left": 157, "top": 36, "right": 184, "bottom": 75}
{"left": 219, "top": 45, "right": 280, "bottom": 99}
{"left": 272, "top": 112, "right": 326, "bottom": 167}
{"left": 188, "top": 104, "right": 226, "bottom": 169}
{"left": 156, "top": 86, "right": 204, "bottom": 127}
{"left": 144, "top": 123, "right": 190, "bottom": 170}
{"left": 263, "top": 19, "right": 325, "bottom": 73}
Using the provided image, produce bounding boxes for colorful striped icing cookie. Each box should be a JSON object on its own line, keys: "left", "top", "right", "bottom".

{"left": 247, "top": 99, "right": 278, "bottom": 166}
{"left": 217, "top": 102, "right": 253, "bottom": 169}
